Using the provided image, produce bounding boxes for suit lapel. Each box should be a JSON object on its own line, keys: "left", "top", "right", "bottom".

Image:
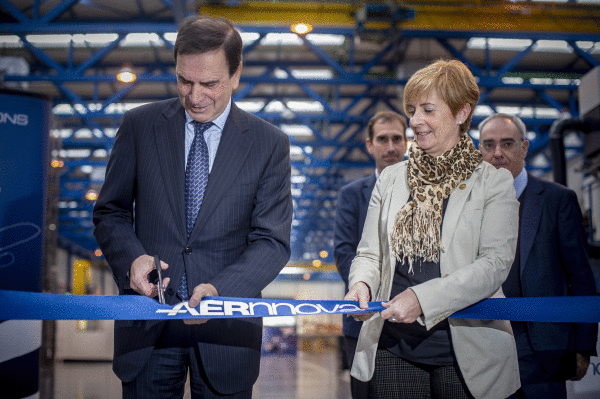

{"left": 362, "top": 173, "right": 377, "bottom": 204}
{"left": 188, "top": 103, "right": 253, "bottom": 241}
{"left": 154, "top": 99, "right": 187, "bottom": 239}
{"left": 519, "top": 174, "right": 544, "bottom": 275}
{"left": 441, "top": 164, "right": 483, "bottom": 251}
{"left": 386, "top": 166, "right": 410, "bottom": 243}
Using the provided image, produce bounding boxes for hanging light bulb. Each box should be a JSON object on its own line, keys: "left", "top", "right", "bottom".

{"left": 117, "top": 64, "right": 136, "bottom": 83}
{"left": 291, "top": 23, "right": 313, "bottom": 35}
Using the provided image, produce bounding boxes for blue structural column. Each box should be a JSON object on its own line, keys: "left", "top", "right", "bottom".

{"left": 0, "top": 89, "right": 51, "bottom": 398}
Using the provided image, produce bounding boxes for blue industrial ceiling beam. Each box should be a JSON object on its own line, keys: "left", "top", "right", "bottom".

{"left": 39, "top": 0, "right": 81, "bottom": 24}
{"left": 400, "top": 29, "right": 600, "bottom": 42}
{"left": 568, "top": 40, "right": 600, "bottom": 68}
{"left": 73, "top": 35, "right": 124, "bottom": 75}
{"left": 4, "top": 73, "right": 583, "bottom": 92}
{"left": 299, "top": 35, "right": 347, "bottom": 77}
{"left": 0, "top": 21, "right": 354, "bottom": 35}
{"left": 21, "top": 58, "right": 597, "bottom": 76}
{"left": 56, "top": 115, "right": 565, "bottom": 131}
{"left": 495, "top": 43, "right": 536, "bottom": 77}
{"left": 0, "top": 0, "right": 30, "bottom": 22}
{"left": 437, "top": 38, "right": 485, "bottom": 78}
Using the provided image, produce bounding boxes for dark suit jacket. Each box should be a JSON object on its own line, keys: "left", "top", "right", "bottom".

{"left": 93, "top": 98, "right": 292, "bottom": 393}
{"left": 509, "top": 173, "right": 598, "bottom": 379}
{"left": 334, "top": 173, "right": 377, "bottom": 339}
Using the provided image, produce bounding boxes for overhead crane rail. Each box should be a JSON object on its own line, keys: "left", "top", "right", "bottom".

{"left": 199, "top": 0, "right": 600, "bottom": 36}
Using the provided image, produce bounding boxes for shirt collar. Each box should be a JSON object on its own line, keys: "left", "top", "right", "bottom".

{"left": 514, "top": 167, "right": 528, "bottom": 199}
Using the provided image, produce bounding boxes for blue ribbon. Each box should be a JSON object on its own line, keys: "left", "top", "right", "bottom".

{"left": 0, "top": 290, "right": 384, "bottom": 320}
{"left": 0, "top": 290, "right": 598, "bottom": 322}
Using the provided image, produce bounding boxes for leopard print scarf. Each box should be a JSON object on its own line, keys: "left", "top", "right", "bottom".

{"left": 390, "top": 134, "right": 483, "bottom": 273}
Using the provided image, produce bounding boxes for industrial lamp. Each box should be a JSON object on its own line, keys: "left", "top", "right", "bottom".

{"left": 85, "top": 190, "right": 98, "bottom": 201}
{"left": 291, "top": 23, "right": 313, "bottom": 35}
{"left": 116, "top": 64, "right": 136, "bottom": 83}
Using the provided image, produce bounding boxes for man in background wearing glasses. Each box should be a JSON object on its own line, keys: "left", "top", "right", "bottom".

{"left": 479, "top": 113, "right": 598, "bottom": 399}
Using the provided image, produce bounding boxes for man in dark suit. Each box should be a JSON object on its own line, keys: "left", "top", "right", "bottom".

{"left": 334, "top": 111, "right": 407, "bottom": 398}
{"left": 479, "top": 113, "right": 598, "bottom": 399}
{"left": 93, "top": 16, "right": 292, "bottom": 399}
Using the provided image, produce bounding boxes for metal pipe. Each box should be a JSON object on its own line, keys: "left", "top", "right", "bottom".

{"left": 548, "top": 117, "right": 589, "bottom": 186}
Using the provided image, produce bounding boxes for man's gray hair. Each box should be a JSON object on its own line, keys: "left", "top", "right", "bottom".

{"left": 478, "top": 113, "right": 527, "bottom": 141}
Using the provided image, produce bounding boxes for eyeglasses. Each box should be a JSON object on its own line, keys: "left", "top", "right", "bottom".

{"left": 480, "top": 139, "right": 523, "bottom": 153}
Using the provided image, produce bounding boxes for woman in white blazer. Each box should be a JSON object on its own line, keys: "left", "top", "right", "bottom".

{"left": 345, "top": 59, "right": 520, "bottom": 399}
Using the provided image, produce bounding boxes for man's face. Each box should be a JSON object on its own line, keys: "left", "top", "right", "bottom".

{"left": 366, "top": 119, "right": 407, "bottom": 174}
{"left": 176, "top": 49, "right": 241, "bottom": 123}
{"left": 479, "top": 117, "right": 529, "bottom": 178}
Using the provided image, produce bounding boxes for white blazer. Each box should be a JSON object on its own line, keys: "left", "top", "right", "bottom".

{"left": 349, "top": 160, "right": 520, "bottom": 399}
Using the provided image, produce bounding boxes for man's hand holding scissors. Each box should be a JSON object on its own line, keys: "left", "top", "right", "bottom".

{"left": 129, "top": 254, "right": 170, "bottom": 302}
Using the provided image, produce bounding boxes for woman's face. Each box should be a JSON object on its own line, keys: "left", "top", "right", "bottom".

{"left": 406, "top": 90, "right": 470, "bottom": 158}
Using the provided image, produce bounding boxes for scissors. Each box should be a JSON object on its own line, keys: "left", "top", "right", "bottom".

{"left": 154, "top": 255, "right": 166, "bottom": 304}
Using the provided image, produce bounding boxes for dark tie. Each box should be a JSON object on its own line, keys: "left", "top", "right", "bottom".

{"left": 178, "top": 121, "right": 212, "bottom": 301}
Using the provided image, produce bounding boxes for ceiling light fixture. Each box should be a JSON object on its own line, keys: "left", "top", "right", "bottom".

{"left": 291, "top": 23, "right": 313, "bottom": 35}
{"left": 116, "top": 64, "right": 136, "bottom": 83}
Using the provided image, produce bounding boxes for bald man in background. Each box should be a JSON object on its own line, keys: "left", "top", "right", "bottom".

{"left": 479, "top": 113, "right": 598, "bottom": 399}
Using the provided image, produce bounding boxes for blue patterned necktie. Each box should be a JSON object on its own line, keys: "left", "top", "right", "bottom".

{"left": 178, "top": 120, "right": 212, "bottom": 301}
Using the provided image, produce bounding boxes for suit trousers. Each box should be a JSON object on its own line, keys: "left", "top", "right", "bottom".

{"left": 369, "top": 349, "right": 473, "bottom": 399}
{"left": 510, "top": 324, "right": 567, "bottom": 399}
{"left": 122, "top": 320, "right": 253, "bottom": 399}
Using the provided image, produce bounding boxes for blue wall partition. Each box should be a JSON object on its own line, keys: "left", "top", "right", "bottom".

{"left": 0, "top": 89, "right": 51, "bottom": 399}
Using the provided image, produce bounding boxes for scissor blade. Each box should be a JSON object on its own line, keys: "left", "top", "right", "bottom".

{"left": 154, "top": 255, "right": 166, "bottom": 304}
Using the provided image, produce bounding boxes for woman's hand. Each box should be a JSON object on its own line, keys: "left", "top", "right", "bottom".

{"left": 345, "top": 281, "right": 373, "bottom": 322}
{"left": 381, "top": 288, "right": 423, "bottom": 324}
